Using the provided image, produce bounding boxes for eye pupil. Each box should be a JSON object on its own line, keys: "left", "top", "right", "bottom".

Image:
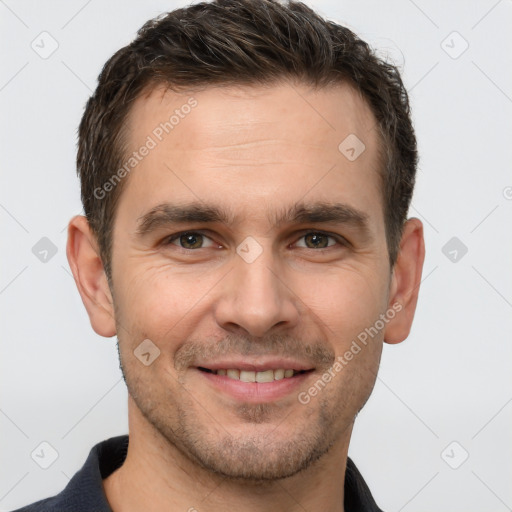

{"left": 170, "top": 232, "right": 337, "bottom": 251}
{"left": 305, "top": 233, "right": 328, "bottom": 248}
{"left": 181, "top": 233, "right": 202, "bottom": 249}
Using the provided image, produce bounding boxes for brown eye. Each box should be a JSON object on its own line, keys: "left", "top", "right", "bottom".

{"left": 166, "top": 232, "right": 215, "bottom": 249}
{"left": 296, "top": 232, "right": 338, "bottom": 249}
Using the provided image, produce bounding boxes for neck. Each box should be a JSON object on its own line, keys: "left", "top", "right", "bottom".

{"left": 103, "top": 399, "right": 352, "bottom": 512}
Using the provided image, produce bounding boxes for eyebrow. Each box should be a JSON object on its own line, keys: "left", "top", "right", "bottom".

{"left": 135, "top": 200, "right": 371, "bottom": 238}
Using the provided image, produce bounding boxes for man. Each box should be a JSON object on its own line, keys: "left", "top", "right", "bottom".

{"left": 14, "top": 0, "right": 424, "bottom": 510}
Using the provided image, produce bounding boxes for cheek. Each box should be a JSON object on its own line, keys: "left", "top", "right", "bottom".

{"left": 113, "top": 249, "right": 390, "bottom": 355}
{"left": 296, "top": 265, "right": 388, "bottom": 345}
{"left": 113, "top": 263, "right": 218, "bottom": 338}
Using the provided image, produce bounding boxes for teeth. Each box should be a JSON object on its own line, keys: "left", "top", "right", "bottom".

{"left": 211, "top": 368, "right": 301, "bottom": 381}
{"left": 256, "top": 369, "right": 274, "bottom": 383}
{"left": 274, "top": 369, "right": 285, "bottom": 380}
{"left": 227, "top": 369, "right": 240, "bottom": 380}
{"left": 240, "top": 370, "right": 256, "bottom": 382}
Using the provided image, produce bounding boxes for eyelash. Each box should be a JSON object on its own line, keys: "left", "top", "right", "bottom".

{"left": 163, "top": 230, "right": 348, "bottom": 251}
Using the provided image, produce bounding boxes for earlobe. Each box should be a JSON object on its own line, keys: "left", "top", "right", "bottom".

{"left": 384, "top": 218, "right": 425, "bottom": 345}
{"left": 66, "top": 215, "right": 117, "bottom": 338}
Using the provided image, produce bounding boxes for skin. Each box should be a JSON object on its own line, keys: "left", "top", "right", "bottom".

{"left": 67, "top": 80, "right": 425, "bottom": 511}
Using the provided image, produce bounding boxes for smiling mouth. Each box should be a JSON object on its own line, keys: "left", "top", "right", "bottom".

{"left": 197, "top": 367, "right": 313, "bottom": 382}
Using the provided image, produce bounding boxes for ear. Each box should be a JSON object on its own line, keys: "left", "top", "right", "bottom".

{"left": 66, "top": 215, "right": 116, "bottom": 337}
{"left": 384, "top": 217, "right": 425, "bottom": 344}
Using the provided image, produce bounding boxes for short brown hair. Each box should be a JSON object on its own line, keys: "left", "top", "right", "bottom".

{"left": 77, "top": 0, "right": 417, "bottom": 283}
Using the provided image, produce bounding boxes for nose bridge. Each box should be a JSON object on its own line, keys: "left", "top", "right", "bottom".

{"left": 214, "top": 239, "right": 300, "bottom": 337}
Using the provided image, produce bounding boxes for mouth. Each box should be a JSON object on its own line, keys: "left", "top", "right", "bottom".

{"left": 197, "top": 367, "right": 312, "bottom": 382}
{"left": 195, "top": 364, "right": 315, "bottom": 403}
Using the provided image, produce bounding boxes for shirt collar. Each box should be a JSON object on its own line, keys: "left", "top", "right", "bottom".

{"left": 16, "top": 435, "right": 383, "bottom": 512}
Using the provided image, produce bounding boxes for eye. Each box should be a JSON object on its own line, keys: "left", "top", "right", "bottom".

{"left": 162, "top": 230, "right": 346, "bottom": 252}
{"left": 165, "top": 231, "right": 217, "bottom": 250}
{"left": 294, "top": 232, "right": 344, "bottom": 249}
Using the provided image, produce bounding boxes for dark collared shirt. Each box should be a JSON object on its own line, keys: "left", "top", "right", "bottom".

{"left": 11, "top": 435, "right": 384, "bottom": 511}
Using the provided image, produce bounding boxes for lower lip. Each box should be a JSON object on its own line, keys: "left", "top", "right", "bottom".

{"left": 196, "top": 369, "right": 313, "bottom": 403}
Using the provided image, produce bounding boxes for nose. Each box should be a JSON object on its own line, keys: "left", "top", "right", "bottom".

{"left": 213, "top": 247, "right": 301, "bottom": 338}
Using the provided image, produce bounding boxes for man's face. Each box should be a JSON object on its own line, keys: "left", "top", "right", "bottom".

{"left": 110, "top": 81, "right": 392, "bottom": 480}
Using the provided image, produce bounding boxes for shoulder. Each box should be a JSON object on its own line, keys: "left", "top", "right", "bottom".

{"left": 9, "top": 435, "right": 128, "bottom": 512}
{"left": 10, "top": 496, "right": 56, "bottom": 512}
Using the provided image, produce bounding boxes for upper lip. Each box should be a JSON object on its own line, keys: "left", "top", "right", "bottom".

{"left": 195, "top": 358, "right": 314, "bottom": 372}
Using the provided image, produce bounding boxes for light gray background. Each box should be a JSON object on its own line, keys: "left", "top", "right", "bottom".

{"left": 1, "top": 0, "right": 511, "bottom": 510}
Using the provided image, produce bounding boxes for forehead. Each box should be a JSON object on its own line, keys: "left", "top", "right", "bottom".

{"left": 118, "top": 80, "right": 383, "bottom": 232}
{"left": 128, "top": 80, "right": 378, "bottom": 153}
